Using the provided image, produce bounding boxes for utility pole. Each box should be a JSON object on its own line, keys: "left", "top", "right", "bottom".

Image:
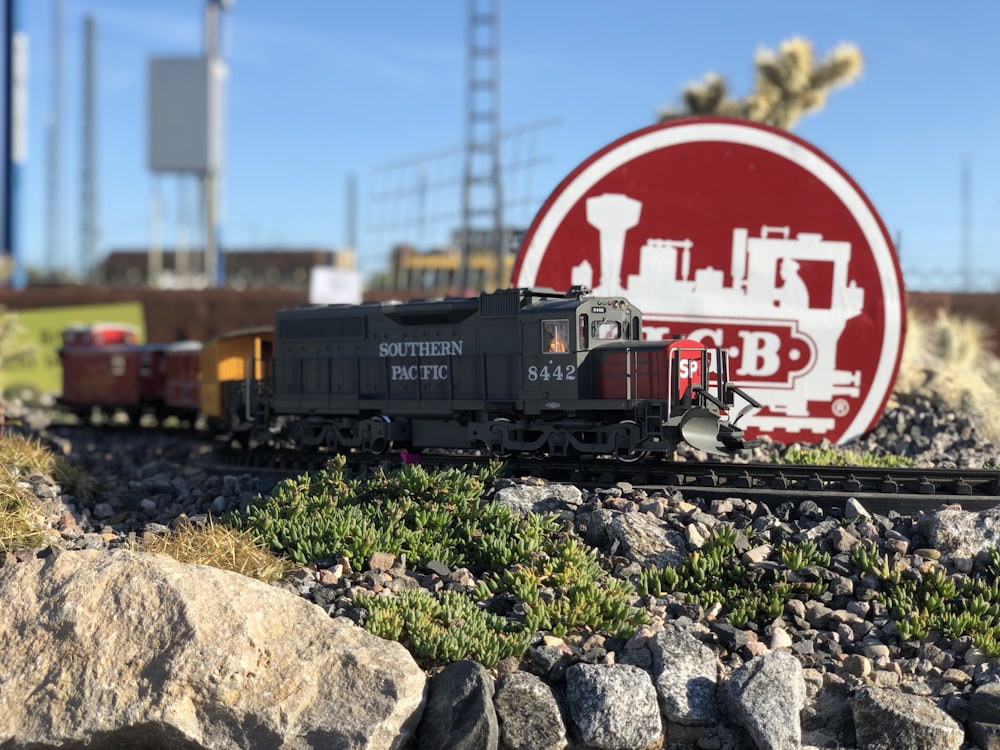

{"left": 203, "top": 0, "right": 231, "bottom": 287}
{"left": 961, "top": 156, "right": 971, "bottom": 292}
{"left": 80, "top": 15, "right": 97, "bottom": 282}
{"left": 45, "top": 0, "right": 62, "bottom": 276}
{"left": 3, "top": 0, "right": 26, "bottom": 288}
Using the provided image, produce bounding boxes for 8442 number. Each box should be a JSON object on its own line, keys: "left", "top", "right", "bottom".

{"left": 527, "top": 364, "right": 577, "bottom": 382}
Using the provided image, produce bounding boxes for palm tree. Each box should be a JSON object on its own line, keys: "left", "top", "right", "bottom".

{"left": 658, "top": 37, "right": 863, "bottom": 130}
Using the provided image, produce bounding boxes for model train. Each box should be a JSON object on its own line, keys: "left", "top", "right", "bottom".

{"left": 57, "top": 286, "right": 761, "bottom": 459}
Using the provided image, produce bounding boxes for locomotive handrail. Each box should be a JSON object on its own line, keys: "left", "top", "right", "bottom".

{"left": 523, "top": 285, "right": 592, "bottom": 300}
{"left": 724, "top": 383, "right": 762, "bottom": 427}
{"left": 692, "top": 385, "right": 727, "bottom": 411}
{"left": 725, "top": 383, "right": 762, "bottom": 409}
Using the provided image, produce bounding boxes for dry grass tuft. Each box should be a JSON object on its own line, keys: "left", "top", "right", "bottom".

{"left": 895, "top": 308, "right": 1000, "bottom": 443}
{"left": 132, "top": 516, "right": 293, "bottom": 583}
{"left": 0, "top": 463, "right": 48, "bottom": 552}
{"left": 0, "top": 432, "right": 102, "bottom": 503}
{"left": 0, "top": 433, "right": 73, "bottom": 551}
{"left": 0, "top": 432, "right": 60, "bottom": 476}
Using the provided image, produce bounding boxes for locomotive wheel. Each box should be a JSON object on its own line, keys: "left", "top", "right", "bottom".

{"left": 368, "top": 416, "right": 392, "bottom": 455}
{"left": 487, "top": 417, "right": 513, "bottom": 458}
{"left": 614, "top": 420, "right": 648, "bottom": 463}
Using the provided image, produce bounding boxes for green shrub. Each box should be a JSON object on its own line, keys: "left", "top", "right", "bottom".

{"left": 233, "top": 456, "right": 648, "bottom": 667}
{"left": 852, "top": 541, "right": 1000, "bottom": 655}
{"left": 636, "top": 530, "right": 834, "bottom": 629}
{"left": 233, "top": 456, "right": 549, "bottom": 569}
{"left": 474, "top": 536, "right": 648, "bottom": 638}
{"left": 782, "top": 445, "right": 915, "bottom": 468}
{"left": 364, "top": 589, "right": 532, "bottom": 667}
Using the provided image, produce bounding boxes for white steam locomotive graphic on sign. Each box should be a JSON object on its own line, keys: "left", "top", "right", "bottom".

{"left": 572, "top": 193, "right": 866, "bottom": 436}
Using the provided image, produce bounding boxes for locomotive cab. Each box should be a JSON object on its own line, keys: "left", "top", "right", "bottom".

{"left": 508, "top": 288, "right": 759, "bottom": 457}
{"left": 519, "top": 292, "right": 640, "bottom": 413}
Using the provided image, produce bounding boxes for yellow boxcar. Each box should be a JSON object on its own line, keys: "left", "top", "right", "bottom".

{"left": 199, "top": 327, "right": 274, "bottom": 429}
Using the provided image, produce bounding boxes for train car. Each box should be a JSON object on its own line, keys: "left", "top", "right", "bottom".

{"left": 199, "top": 327, "right": 274, "bottom": 436}
{"left": 162, "top": 341, "right": 204, "bottom": 422}
{"left": 59, "top": 324, "right": 205, "bottom": 424}
{"left": 259, "top": 287, "right": 759, "bottom": 458}
{"left": 59, "top": 323, "right": 149, "bottom": 421}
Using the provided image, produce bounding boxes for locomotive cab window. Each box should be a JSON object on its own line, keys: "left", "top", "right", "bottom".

{"left": 592, "top": 319, "right": 621, "bottom": 340}
{"left": 543, "top": 320, "right": 569, "bottom": 353}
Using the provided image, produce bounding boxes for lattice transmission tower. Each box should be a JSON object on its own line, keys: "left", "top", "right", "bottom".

{"left": 460, "top": 0, "right": 503, "bottom": 291}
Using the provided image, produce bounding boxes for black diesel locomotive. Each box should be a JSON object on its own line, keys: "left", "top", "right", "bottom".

{"left": 243, "top": 286, "right": 760, "bottom": 459}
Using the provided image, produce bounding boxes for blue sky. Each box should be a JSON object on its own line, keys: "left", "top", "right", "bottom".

{"left": 13, "top": 0, "right": 1000, "bottom": 290}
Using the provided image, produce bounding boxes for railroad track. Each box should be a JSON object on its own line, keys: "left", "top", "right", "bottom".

{"left": 40, "top": 423, "right": 1000, "bottom": 517}
{"left": 580, "top": 460, "right": 1000, "bottom": 516}
{"left": 205, "top": 443, "right": 1000, "bottom": 517}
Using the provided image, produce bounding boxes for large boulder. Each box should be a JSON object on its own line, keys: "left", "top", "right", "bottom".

{"left": 493, "top": 482, "right": 582, "bottom": 518}
{"left": 725, "top": 650, "right": 806, "bottom": 750}
{"left": 577, "top": 508, "right": 687, "bottom": 569}
{"left": 565, "top": 663, "right": 661, "bottom": 750}
{"left": 852, "top": 686, "right": 964, "bottom": 750}
{"left": 494, "top": 670, "right": 568, "bottom": 750}
{"left": 649, "top": 625, "right": 720, "bottom": 726}
{"left": 415, "top": 660, "right": 498, "bottom": 750}
{"left": 0, "top": 549, "right": 426, "bottom": 749}
{"left": 918, "top": 507, "right": 1000, "bottom": 560}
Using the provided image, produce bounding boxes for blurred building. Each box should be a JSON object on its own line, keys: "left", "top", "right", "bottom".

{"left": 364, "top": 230, "right": 521, "bottom": 302}
{"left": 97, "top": 247, "right": 355, "bottom": 290}
{"left": 364, "top": 243, "right": 515, "bottom": 301}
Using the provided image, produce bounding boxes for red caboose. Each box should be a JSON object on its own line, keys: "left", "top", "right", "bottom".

{"left": 58, "top": 324, "right": 200, "bottom": 424}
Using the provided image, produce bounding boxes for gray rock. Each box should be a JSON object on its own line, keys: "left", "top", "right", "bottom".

{"left": 852, "top": 686, "right": 964, "bottom": 750}
{"left": 602, "top": 510, "right": 688, "bottom": 569}
{"left": 0, "top": 549, "right": 426, "bottom": 750}
{"left": 725, "top": 650, "right": 806, "bottom": 750}
{"left": 918, "top": 506, "right": 1000, "bottom": 560}
{"left": 494, "top": 671, "right": 567, "bottom": 750}
{"left": 416, "top": 660, "right": 498, "bottom": 750}
{"left": 493, "top": 482, "right": 582, "bottom": 517}
{"left": 829, "top": 525, "right": 862, "bottom": 553}
{"left": 649, "top": 625, "right": 719, "bottom": 725}
{"left": 971, "top": 682, "right": 1000, "bottom": 724}
{"left": 968, "top": 721, "right": 1000, "bottom": 750}
{"left": 845, "top": 497, "right": 872, "bottom": 520}
{"left": 804, "top": 600, "right": 834, "bottom": 628}
{"left": 565, "top": 663, "right": 661, "bottom": 750}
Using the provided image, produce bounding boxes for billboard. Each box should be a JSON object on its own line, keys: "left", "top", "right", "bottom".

{"left": 513, "top": 118, "right": 905, "bottom": 445}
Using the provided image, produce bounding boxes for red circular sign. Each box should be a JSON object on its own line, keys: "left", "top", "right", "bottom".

{"left": 513, "top": 117, "right": 905, "bottom": 446}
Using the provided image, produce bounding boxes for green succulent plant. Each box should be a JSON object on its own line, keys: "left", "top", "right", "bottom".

{"left": 233, "top": 456, "right": 647, "bottom": 668}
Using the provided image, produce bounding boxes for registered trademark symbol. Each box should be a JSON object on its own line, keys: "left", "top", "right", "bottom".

{"left": 831, "top": 399, "right": 850, "bottom": 417}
